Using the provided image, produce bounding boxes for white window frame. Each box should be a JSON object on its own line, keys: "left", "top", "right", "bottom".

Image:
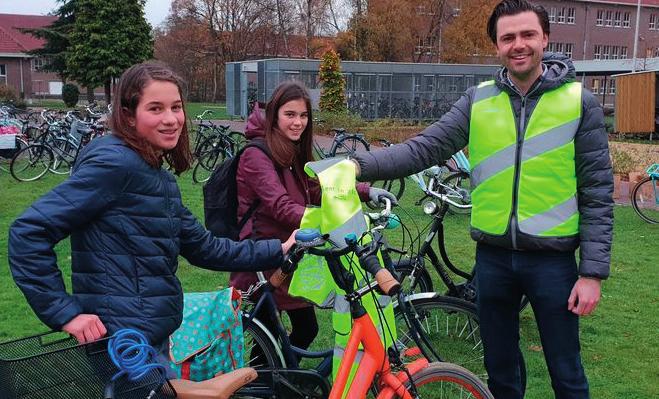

{"left": 549, "top": 7, "right": 556, "bottom": 23}
{"left": 565, "top": 43, "right": 574, "bottom": 58}
{"left": 621, "top": 46, "right": 628, "bottom": 58}
{"left": 0, "top": 64, "right": 6, "bottom": 85}
{"left": 650, "top": 14, "right": 657, "bottom": 30}
{"left": 592, "top": 79, "right": 600, "bottom": 93}
{"left": 605, "top": 10, "right": 613, "bottom": 27}
{"left": 596, "top": 10, "right": 604, "bottom": 26}
{"left": 557, "top": 7, "right": 566, "bottom": 24}
{"left": 609, "top": 80, "right": 616, "bottom": 95}
{"left": 567, "top": 8, "right": 576, "bottom": 24}
{"left": 594, "top": 45, "right": 602, "bottom": 60}
{"left": 614, "top": 11, "right": 622, "bottom": 27}
{"left": 611, "top": 46, "right": 619, "bottom": 60}
{"left": 623, "top": 12, "right": 631, "bottom": 28}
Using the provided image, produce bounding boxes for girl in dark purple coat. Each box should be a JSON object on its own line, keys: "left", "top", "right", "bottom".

{"left": 230, "top": 82, "right": 394, "bottom": 350}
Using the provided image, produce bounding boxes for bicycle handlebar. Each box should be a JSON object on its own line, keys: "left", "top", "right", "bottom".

{"left": 426, "top": 178, "right": 472, "bottom": 210}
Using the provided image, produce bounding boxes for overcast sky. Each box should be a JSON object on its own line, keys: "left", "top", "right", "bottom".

{"left": 0, "top": 0, "right": 171, "bottom": 28}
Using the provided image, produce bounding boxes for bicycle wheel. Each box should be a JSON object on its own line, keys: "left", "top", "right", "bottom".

{"left": 242, "top": 315, "right": 285, "bottom": 369}
{"left": 330, "top": 135, "right": 369, "bottom": 158}
{"left": 631, "top": 176, "right": 659, "bottom": 224}
{"left": 393, "top": 261, "right": 434, "bottom": 294}
{"left": 366, "top": 177, "right": 406, "bottom": 209}
{"left": 192, "top": 146, "right": 231, "bottom": 183}
{"left": 49, "top": 138, "right": 76, "bottom": 175}
{"left": 229, "top": 131, "right": 246, "bottom": 152}
{"left": 395, "top": 362, "right": 493, "bottom": 399}
{"left": 10, "top": 144, "right": 54, "bottom": 182}
{"left": 0, "top": 137, "right": 28, "bottom": 172}
{"left": 441, "top": 171, "right": 471, "bottom": 215}
{"left": 394, "top": 294, "right": 486, "bottom": 380}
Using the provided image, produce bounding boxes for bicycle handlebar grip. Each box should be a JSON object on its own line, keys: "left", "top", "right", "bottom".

{"left": 269, "top": 268, "right": 289, "bottom": 288}
{"left": 374, "top": 268, "right": 401, "bottom": 296}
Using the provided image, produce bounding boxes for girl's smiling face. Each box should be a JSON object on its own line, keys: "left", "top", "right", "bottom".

{"left": 277, "top": 99, "right": 308, "bottom": 142}
{"left": 130, "top": 80, "right": 185, "bottom": 151}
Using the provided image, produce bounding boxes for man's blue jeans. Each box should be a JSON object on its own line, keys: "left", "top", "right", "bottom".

{"left": 475, "top": 243, "right": 589, "bottom": 399}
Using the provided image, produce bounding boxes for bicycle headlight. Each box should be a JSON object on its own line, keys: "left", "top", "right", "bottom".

{"left": 423, "top": 201, "right": 438, "bottom": 215}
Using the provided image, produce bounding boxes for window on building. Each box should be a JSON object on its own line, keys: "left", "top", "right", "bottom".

{"left": 596, "top": 10, "right": 604, "bottom": 26}
{"left": 650, "top": 14, "right": 657, "bottom": 30}
{"left": 611, "top": 46, "right": 619, "bottom": 60}
{"left": 609, "top": 80, "right": 616, "bottom": 95}
{"left": 591, "top": 79, "right": 599, "bottom": 93}
{"left": 0, "top": 64, "right": 5, "bottom": 84}
{"left": 594, "top": 45, "right": 602, "bottom": 60}
{"left": 567, "top": 8, "right": 576, "bottom": 24}
{"left": 623, "top": 12, "right": 631, "bottom": 28}
{"left": 621, "top": 46, "right": 628, "bottom": 58}
{"left": 549, "top": 7, "right": 556, "bottom": 23}
{"left": 31, "top": 57, "right": 48, "bottom": 72}
{"left": 557, "top": 7, "right": 566, "bottom": 23}
{"left": 605, "top": 10, "right": 613, "bottom": 26}
{"left": 564, "top": 43, "right": 574, "bottom": 58}
{"left": 614, "top": 11, "right": 622, "bottom": 27}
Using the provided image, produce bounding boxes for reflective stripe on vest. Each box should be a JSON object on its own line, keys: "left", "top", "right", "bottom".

{"left": 469, "top": 80, "right": 581, "bottom": 237}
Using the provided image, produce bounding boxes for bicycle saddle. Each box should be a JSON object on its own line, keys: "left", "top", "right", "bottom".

{"left": 169, "top": 367, "right": 257, "bottom": 399}
{"left": 332, "top": 127, "right": 346, "bottom": 134}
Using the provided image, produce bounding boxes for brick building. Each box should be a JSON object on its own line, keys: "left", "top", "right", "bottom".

{"left": 0, "top": 14, "right": 60, "bottom": 100}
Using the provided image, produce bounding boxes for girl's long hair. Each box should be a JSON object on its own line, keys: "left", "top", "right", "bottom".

{"left": 264, "top": 81, "right": 314, "bottom": 169}
{"left": 110, "top": 61, "right": 192, "bottom": 174}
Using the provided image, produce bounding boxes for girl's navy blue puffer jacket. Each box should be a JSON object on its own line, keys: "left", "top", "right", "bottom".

{"left": 8, "top": 135, "right": 283, "bottom": 345}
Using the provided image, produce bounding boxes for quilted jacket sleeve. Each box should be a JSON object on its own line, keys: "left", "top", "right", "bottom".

{"left": 574, "top": 90, "right": 614, "bottom": 279}
{"left": 8, "top": 144, "right": 128, "bottom": 330}
{"left": 178, "top": 206, "right": 284, "bottom": 271}
{"left": 353, "top": 89, "right": 472, "bottom": 182}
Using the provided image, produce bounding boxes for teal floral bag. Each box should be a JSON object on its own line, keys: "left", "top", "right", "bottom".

{"left": 169, "top": 288, "right": 244, "bottom": 381}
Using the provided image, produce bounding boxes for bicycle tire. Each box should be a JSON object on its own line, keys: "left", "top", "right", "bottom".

{"left": 10, "top": 144, "right": 54, "bottom": 182}
{"left": 330, "top": 135, "right": 369, "bottom": 158}
{"left": 393, "top": 262, "right": 434, "bottom": 294}
{"left": 229, "top": 131, "right": 246, "bottom": 152}
{"left": 242, "top": 315, "right": 285, "bottom": 369}
{"left": 395, "top": 361, "right": 494, "bottom": 399}
{"left": 394, "top": 295, "right": 485, "bottom": 379}
{"left": 192, "top": 146, "right": 231, "bottom": 184}
{"left": 49, "top": 138, "right": 76, "bottom": 175}
{"left": 441, "top": 171, "right": 472, "bottom": 215}
{"left": 0, "top": 136, "right": 28, "bottom": 172}
{"left": 631, "top": 176, "right": 659, "bottom": 224}
{"left": 366, "top": 177, "right": 406, "bottom": 209}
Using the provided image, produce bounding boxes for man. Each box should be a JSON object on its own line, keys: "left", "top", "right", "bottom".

{"left": 351, "top": 1, "right": 613, "bottom": 398}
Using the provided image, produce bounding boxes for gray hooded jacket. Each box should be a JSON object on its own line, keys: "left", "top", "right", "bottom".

{"left": 354, "top": 53, "right": 613, "bottom": 279}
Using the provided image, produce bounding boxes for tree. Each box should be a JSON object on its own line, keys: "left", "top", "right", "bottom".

{"left": 20, "top": 0, "right": 75, "bottom": 82}
{"left": 318, "top": 49, "right": 346, "bottom": 113}
{"left": 67, "top": 0, "right": 153, "bottom": 103}
{"left": 441, "top": 0, "right": 498, "bottom": 63}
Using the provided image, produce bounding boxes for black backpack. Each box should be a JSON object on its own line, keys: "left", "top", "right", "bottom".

{"left": 203, "top": 139, "right": 270, "bottom": 240}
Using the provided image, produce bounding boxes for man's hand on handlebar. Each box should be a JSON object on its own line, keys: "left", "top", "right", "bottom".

{"left": 368, "top": 187, "right": 398, "bottom": 206}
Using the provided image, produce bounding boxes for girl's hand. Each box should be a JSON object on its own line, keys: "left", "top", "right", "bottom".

{"left": 281, "top": 229, "right": 299, "bottom": 255}
{"left": 62, "top": 314, "right": 107, "bottom": 344}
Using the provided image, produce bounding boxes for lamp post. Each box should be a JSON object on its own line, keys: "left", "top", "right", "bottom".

{"left": 632, "top": 0, "right": 642, "bottom": 72}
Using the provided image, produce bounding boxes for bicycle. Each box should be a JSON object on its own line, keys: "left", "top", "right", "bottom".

{"left": 631, "top": 163, "right": 659, "bottom": 224}
{"left": 287, "top": 228, "right": 492, "bottom": 399}
{"left": 0, "top": 329, "right": 258, "bottom": 399}
{"left": 368, "top": 139, "right": 471, "bottom": 213}
{"left": 312, "top": 127, "right": 370, "bottom": 160}
{"left": 236, "top": 199, "right": 491, "bottom": 397}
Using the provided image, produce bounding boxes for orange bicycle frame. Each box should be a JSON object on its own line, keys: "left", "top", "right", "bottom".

{"left": 329, "top": 309, "right": 428, "bottom": 399}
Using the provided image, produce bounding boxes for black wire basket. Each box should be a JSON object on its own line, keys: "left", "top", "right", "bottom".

{"left": 0, "top": 331, "right": 176, "bottom": 399}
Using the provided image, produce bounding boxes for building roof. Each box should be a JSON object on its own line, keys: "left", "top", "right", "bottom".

{"left": 574, "top": 57, "right": 659, "bottom": 75}
{"left": 580, "top": 0, "right": 659, "bottom": 6}
{"left": 0, "top": 13, "right": 57, "bottom": 54}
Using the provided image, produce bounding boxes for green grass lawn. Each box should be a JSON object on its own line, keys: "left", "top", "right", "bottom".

{"left": 0, "top": 169, "right": 657, "bottom": 398}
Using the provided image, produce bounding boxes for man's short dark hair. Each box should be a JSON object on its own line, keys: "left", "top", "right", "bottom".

{"left": 486, "top": 0, "right": 550, "bottom": 44}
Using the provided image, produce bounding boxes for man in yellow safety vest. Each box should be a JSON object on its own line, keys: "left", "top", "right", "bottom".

{"left": 350, "top": 1, "right": 613, "bottom": 398}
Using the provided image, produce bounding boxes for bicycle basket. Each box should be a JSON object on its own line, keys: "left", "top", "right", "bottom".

{"left": 0, "top": 331, "right": 176, "bottom": 399}
{"left": 647, "top": 163, "right": 659, "bottom": 178}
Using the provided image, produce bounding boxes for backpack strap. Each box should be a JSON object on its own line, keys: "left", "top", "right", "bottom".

{"left": 236, "top": 138, "right": 271, "bottom": 233}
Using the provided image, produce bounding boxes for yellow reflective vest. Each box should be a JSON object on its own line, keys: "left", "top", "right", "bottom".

{"left": 469, "top": 80, "right": 582, "bottom": 239}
